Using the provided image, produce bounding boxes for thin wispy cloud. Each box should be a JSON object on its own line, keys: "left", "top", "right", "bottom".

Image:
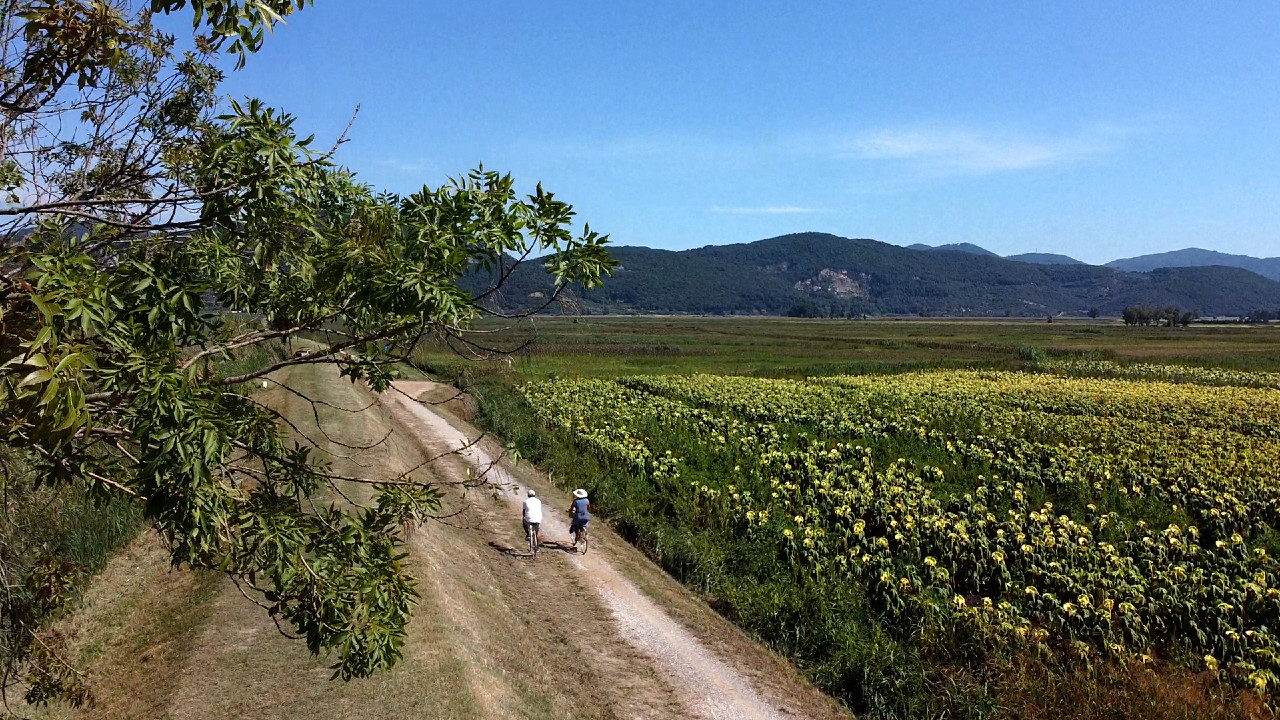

{"left": 837, "top": 125, "right": 1126, "bottom": 176}
{"left": 516, "top": 131, "right": 739, "bottom": 163}
{"left": 709, "top": 205, "right": 821, "bottom": 215}
{"left": 378, "top": 158, "right": 435, "bottom": 175}
{"left": 543, "top": 123, "right": 1130, "bottom": 180}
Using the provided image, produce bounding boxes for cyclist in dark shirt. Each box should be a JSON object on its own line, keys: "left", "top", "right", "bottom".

{"left": 568, "top": 488, "right": 590, "bottom": 542}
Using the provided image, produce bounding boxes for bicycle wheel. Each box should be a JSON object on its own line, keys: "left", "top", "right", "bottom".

{"left": 575, "top": 530, "right": 588, "bottom": 555}
{"left": 528, "top": 526, "right": 538, "bottom": 558}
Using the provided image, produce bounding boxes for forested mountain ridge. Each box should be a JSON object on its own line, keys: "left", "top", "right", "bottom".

{"left": 905, "top": 243, "right": 1086, "bottom": 265}
{"left": 1106, "top": 248, "right": 1280, "bottom": 282}
{"left": 906, "top": 242, "right": 999, "bottom": 256}
{"left": 472, "top": 233, "right": 1280, "bottom": 317}
{"left": 1005, "top": 252, "right": 1086, "bottom": 265}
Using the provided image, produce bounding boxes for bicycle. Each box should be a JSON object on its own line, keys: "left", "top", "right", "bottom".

{"left": 526, "top": 522, "right": 539, "bottom": 559}
{"left": 573, "top": 526, "right": 588, "bottom": 555}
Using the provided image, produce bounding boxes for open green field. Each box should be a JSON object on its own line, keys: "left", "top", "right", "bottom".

{"left": 416, "top": 316, "right": 1280, "bottom": 380}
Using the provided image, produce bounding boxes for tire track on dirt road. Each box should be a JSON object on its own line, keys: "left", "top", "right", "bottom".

{"left": 382, "top": 381, "right": 795, "bottom": 720}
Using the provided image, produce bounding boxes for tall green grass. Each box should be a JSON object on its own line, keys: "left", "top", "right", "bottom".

{"left": 214, "top": 338, "right": 290, "bottom": 383}
{"left": 0, "top": 449, "right": 143, "bottom": 580}
{"left": 1, "top": 447, "right": 144, "bottom": 699}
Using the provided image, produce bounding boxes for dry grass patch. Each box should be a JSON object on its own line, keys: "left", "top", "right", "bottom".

{"left": 23, "top": 532, "right": 219, "bottom": 720}
{"left": 160, "top": 545, "right": 485, "bottom": 720}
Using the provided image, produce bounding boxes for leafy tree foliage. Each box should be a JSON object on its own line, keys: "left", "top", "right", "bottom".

{"left": 0, "top": 0, "right": 613, "bottom": 708}
{"left": 1121, "top": 306, "right": 1195, "bottom": 327}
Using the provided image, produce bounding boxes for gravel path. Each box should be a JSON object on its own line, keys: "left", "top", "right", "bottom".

{"left": 383, "top": 381, "right": 788, "bottom": 720}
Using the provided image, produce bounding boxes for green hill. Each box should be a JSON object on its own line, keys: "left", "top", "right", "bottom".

{"left": 1106, "top": 247, "right": 1280, "bottom": 282}
{"left": 473, "top": 233, "right": 1280, "bottom": 317}
{"left": 906, "top": 242, "right": 999, "bottom": 256}
{"left": 1006, "top": 252, "right": 1085, "bottom": 265}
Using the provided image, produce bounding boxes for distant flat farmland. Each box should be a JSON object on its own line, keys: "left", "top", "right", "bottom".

{"left": 413, "top": 316, "right": 1280, "bottom": 379}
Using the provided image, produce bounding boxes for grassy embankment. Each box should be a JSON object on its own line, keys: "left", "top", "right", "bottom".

{"left": 5, "top": 338, "right": 291, "bottom": 716}
{"left": 417, "top": 317, "right": 1279, "bottom": 720}
{"left": 0, "top": 449, "right": 145, "bottom": 707}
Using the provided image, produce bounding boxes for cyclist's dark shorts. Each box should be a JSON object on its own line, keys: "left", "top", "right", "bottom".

{"left": 570, "top": 517, "right": 589, "bottom": 535}
{"left": 523, "top": 520, "right": 539, "bottom": 535}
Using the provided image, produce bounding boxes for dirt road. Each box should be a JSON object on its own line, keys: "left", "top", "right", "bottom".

{"left": 383, "top": 381, "right": 817, "bottom": 720}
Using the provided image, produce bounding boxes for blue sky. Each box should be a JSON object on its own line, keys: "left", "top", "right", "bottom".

{"left": 212, "top": 1, "right": 1280, "bottom": 263}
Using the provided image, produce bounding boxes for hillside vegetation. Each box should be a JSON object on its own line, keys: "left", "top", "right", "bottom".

{"left": 1006, "top": 253, "right": 1086, "bottom": 265}
{"left": 471, "top": 233, "right": 1280, "bottom": 317}
{"left": 1107, "top": 249, "right": 1280, "bottom": 282}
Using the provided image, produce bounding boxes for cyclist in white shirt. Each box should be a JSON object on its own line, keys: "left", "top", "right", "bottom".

{"left": 522, "top": 489, "right": 543, "bottom": 548}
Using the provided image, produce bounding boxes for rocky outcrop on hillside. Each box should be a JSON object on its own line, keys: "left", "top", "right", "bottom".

{"left": 794, "top": 268, "right": 869, "bottom": 298}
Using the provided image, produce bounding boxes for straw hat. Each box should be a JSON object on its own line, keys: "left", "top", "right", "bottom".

{"left": 573, "top": 488, "right": 588, "bottom": 498}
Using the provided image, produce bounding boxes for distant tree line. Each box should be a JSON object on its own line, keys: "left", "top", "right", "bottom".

{"left": 1246, "top": 308, "right": 1280, "bottom": 323}
{"left": 1122, "top": 306, "right": 1197, "bottom": 326}
{"left": 786, "top": 299, "right": 873, "bottom": 318}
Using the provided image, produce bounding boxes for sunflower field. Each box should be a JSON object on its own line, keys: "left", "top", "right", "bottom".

{"left": 519, "top": 367, "right": 1280, "bottom": 703}
{"left": 1035, "top": 358, "right": 1280, "bottom": 390}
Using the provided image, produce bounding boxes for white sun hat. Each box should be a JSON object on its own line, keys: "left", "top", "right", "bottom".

{"left": 573, "top": 488, "right": 588, "bottom": 498}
